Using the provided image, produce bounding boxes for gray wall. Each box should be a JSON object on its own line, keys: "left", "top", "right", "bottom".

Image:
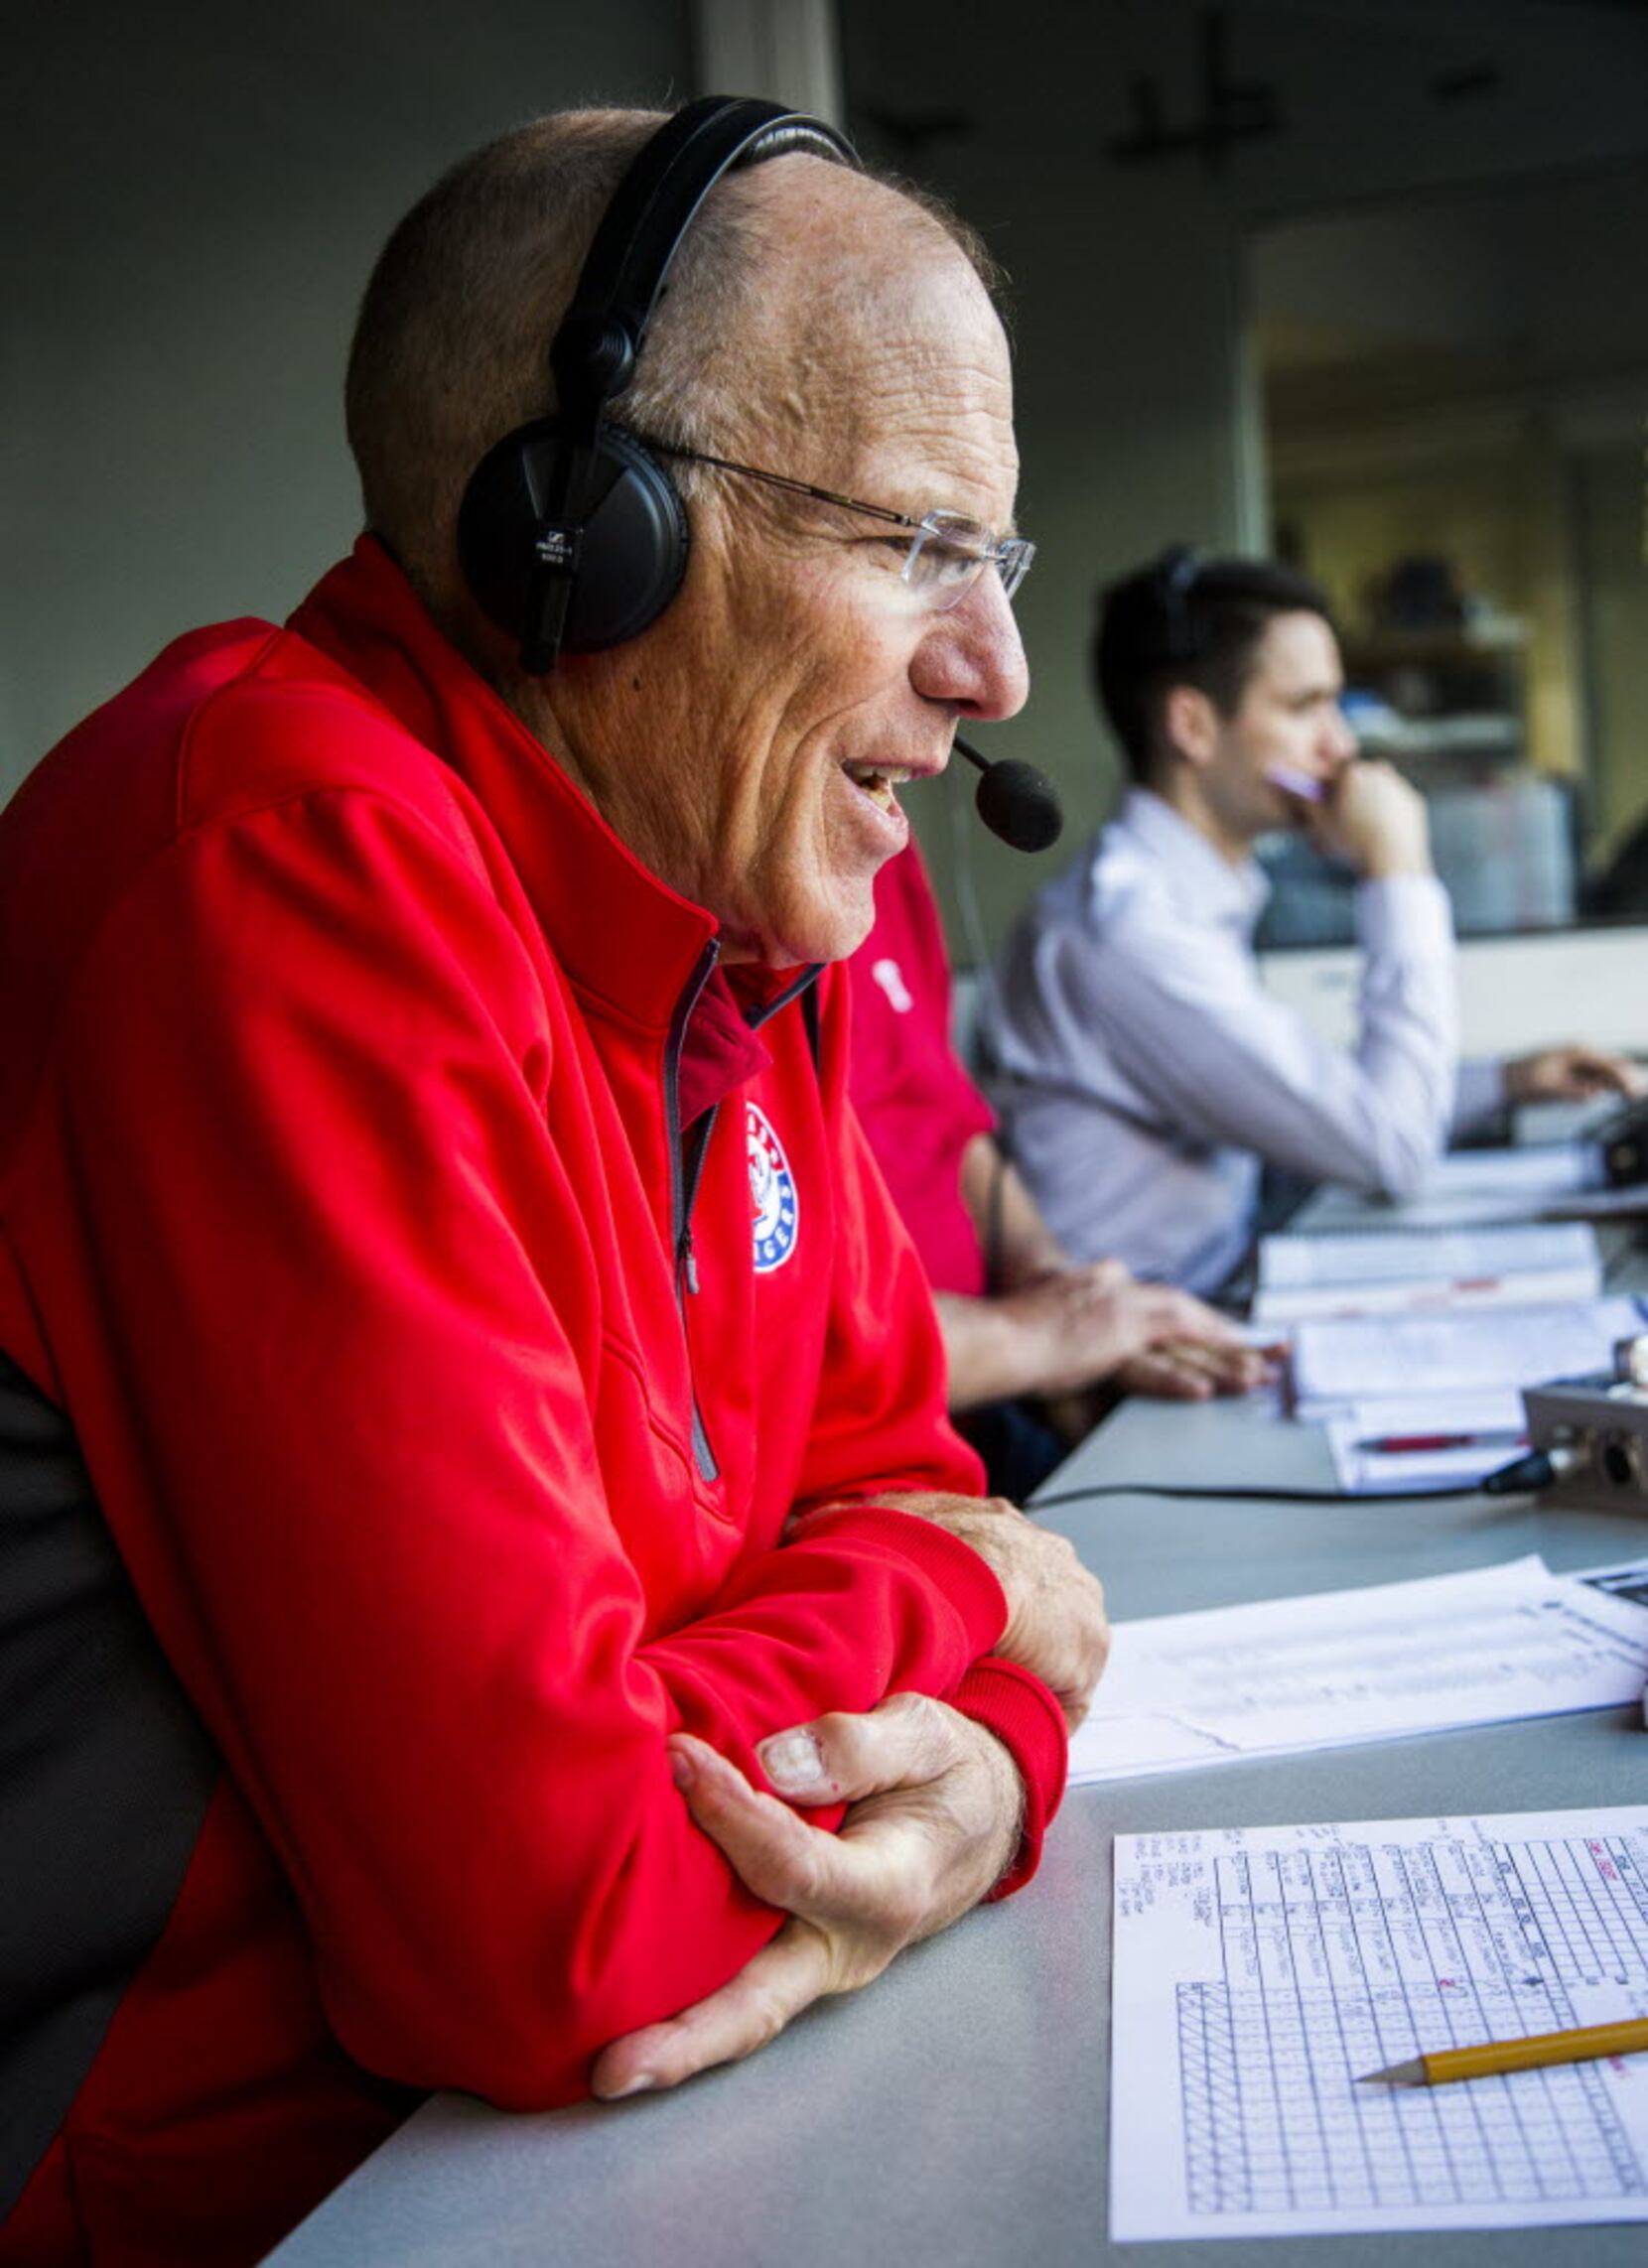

{"left": 1253, "top": 165, "right": 1648, "bottom": 378}
{"left": 3, "top": 0, "right": 692, "bottom": 783}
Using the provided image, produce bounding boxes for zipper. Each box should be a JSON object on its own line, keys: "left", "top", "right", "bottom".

{"left": 662, "top": 957, "right": 825, "bottom": 1485}
{"left": 664, "top": 939, "right": 722, "bottom": 1481}
{"left": 746, "top": 964, "right": 823, "bottom": 1040}
{"left": 677, "top": 1109, "right": 717, "bottom": 1291}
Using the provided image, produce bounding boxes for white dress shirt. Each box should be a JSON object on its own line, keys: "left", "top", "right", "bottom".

{"left": 978, "top": 788, "right": 1492, "bottom": 1294}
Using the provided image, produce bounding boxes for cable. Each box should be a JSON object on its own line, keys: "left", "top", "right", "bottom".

{"left": 1478, "top": 1446, "right": 1571, "bottom": 1495}
{"left": 945, "top": 756, "right": 1035, "bottom": 1203}
{"left": 946, "top": 757, "right": 999, "bottom": 1014}
{"left": 1028, "top": 1435, "right": 1572, "bottom": 1513}
{"left": 1030, "top": 1475, "right": 1536, "bottom": 1511}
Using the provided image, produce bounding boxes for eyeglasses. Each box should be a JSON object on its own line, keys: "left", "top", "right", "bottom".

{"left": 629, "top": 432, "right": 1035, "bottom": 610}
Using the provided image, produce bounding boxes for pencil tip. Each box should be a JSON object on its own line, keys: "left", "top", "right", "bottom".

{"left": 1357, "top": 2059, "right": 1424, "bottom": 2085}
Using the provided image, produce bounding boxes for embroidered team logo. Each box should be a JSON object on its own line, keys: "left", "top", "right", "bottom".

{"left": 747, "top": 1103, "right": 799, "bottom": 1273}
{"left": 870, "top": 955, "right": 914, "bottom": 1014}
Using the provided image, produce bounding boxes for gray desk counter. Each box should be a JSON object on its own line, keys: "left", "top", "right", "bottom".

{"left": 264, "top": 1398, "right": 1648, "bottom": 2268}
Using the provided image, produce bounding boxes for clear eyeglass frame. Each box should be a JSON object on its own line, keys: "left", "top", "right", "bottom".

{"left": 629, "top": 432, "right": 1035, "bottom": 611}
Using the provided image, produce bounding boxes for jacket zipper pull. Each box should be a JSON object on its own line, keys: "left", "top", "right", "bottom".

{"left": 679, "top": 1229, "right": 700, "bottom": 1295}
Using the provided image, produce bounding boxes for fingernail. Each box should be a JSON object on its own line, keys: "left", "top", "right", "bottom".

{"left": 603, "top": 2073, "right": 656, "bottom": 2099}
{"left": 757, "top": 1728, "right": 826, "bottom": 1792}
{"left": 668, "top": 1747, "right": 696, "bottom": 1793}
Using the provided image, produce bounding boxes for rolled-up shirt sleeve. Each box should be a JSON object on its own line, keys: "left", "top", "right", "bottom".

{"left": 1057, "top": 871, "right": 1459, "bottom": 1201}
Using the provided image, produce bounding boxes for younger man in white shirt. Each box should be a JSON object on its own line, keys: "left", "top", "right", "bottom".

{"left": 979, "top": 551, "right": 1636, "bottom": 1292}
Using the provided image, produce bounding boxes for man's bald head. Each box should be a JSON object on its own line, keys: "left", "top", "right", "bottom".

{"left": 344, "top": 106, "right": 1003, "bottom": 621}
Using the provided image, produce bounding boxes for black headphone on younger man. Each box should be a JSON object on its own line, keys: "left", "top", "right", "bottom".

{"left": 454, "top": 93, "right": 1061, "bottom": 853}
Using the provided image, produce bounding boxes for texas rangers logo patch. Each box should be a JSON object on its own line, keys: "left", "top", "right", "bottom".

{"left": 747, "top": 1103, "right": 799, "bottom": 1273}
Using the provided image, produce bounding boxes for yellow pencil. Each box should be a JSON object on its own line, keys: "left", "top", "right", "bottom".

{"left": 1360, "top": 2016, "right": 1648, "bottom": 2087}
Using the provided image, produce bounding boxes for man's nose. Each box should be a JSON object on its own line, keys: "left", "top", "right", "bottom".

{"left": 1324, "top": 705, "right": 1358, "bottom": 762}
{"left": 910, "top": 569, "right": 1030, "bottom": 722}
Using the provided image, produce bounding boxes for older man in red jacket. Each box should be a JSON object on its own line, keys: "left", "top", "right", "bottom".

{"left": 0, "top": 102, "right": 1104, "bottom": 2266}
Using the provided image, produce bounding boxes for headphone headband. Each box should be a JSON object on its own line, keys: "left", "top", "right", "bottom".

{"left": 1152, "top": 544, "right": 1205, "bottom": 667}
{"left": 551, "top": 96, "right": 858, "bottom": 442}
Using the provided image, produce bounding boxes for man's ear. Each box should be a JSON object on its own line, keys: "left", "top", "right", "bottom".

{"left": 1162, "top": 683, "right": 1222, "bottom": 769}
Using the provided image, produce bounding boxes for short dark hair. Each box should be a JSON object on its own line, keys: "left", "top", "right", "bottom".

{"left": 1093, "top": 549, "right": 1335, "bottom": 779}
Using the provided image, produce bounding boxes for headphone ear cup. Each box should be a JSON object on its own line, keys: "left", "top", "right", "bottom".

{"left": 457, "top": 419, "right": 690, "bottom": 655}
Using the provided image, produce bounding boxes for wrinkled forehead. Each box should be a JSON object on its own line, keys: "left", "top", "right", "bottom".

{"left": 741, "top": 170, "right": 1018, "bottom": 508}
{"left": 847, "top": 264, "right": 1017, "bottom": 486}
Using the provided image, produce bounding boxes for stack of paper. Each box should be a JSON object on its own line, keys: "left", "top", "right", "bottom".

{"left": 1290, "top": 1293, "right": 1643, "bottom": 1411}
{"left": 1069, "top": 1554, "right": 1648, "bottom": 1787}
{"left": 1252, "top": 1220, "right": 1602, "bottom": 1324}
{"left": 1285, "top": 1294, "right": 1645, "bottom": 1491}
{"left": 1283, "top": 1139, "right": 1603, "bottom": 1236}
{"left": 1319, "top": 1394, "right": 1530, "bottom": 1493}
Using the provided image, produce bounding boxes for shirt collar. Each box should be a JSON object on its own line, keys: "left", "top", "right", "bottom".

{"left": 676, "top": 968, "right": 775, "bottom": 1127}
{"left": 1108, "top": 785, "right": 1270, "bottom": 933}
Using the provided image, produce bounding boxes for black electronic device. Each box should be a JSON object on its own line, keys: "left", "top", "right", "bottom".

{"left": 457, "top": 96, "right": 856, "bottom": 674}
{"left": 1521, "top": 1359, "right": 1648, "bottom": 1518}
{"left": 1596, "top": 1094, "right": 1648, "bottom": 1189}
{"left": 954, "top": 737, "right": 1063, "bottom": 853}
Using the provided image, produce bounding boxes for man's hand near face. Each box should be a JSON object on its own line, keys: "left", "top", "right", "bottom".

{"left": 591, "top": 1695, "right": 1023, "bottom": 2099}
{"left": 1305, "top": 757, "right": 1433, "bottom": 879}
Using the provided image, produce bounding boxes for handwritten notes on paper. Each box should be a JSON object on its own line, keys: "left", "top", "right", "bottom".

{"left": 1069, "top": 1557, "right": 1648, "bottom": 1787}
{"left": 1112, "top": 1804, "right": 1648, "bottom": 2231}
{"left": 1110, "top": 1808, "right": 1648, "bottom": 2240}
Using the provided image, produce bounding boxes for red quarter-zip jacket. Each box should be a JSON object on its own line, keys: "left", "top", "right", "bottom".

{"left": 0, "top": 539, "right": 1066, "bottom": 2266}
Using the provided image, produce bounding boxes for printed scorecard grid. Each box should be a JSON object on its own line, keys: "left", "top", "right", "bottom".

{"left": 1111, "top": 1810, "right": 1648, "bottom": 2241}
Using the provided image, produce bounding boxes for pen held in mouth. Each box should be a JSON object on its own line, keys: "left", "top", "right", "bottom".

{"left": 1265, "top": 761, "right": 1326, "bottom": 804}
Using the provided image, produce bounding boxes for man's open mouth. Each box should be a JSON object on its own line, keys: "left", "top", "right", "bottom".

{"left": 843, "top": 762, "right": 912, "bottom": 811}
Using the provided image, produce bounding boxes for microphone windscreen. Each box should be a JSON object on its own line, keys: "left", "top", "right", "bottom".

{"left": 976, "top": 758, "right": 1064, "bottom": 853}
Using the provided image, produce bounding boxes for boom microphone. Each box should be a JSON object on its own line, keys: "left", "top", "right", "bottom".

{"left": 954, "top": 738, "right": 1064, "bottom": 853}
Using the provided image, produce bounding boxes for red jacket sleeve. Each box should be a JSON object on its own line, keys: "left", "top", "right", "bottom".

{"left": 20, "top": 778, "right": 1053, "bottom": 2108}
{"left": 779, "top": 963, "right": 1068, "bottom": 1865}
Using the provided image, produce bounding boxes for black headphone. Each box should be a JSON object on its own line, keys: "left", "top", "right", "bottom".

{"left": 457, "top": 95, "right": 857, "bottom": 675}
{"left": 1150, "top": 543, "right": 1206, "bottom": 666}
